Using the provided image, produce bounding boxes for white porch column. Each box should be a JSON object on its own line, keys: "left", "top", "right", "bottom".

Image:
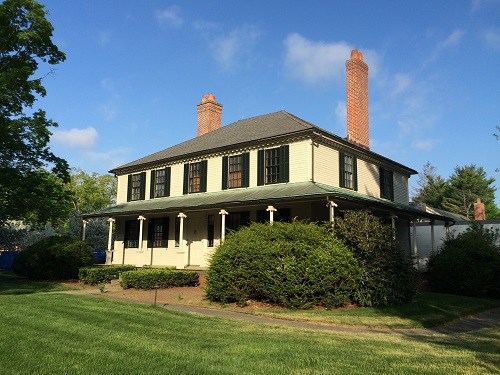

{"left": 137, "top": 215, "right": 146, "bottom": 251}
{"left": 326, "top": 200, "right": 338, "bottom": 224}
{"left": 82, "top": 220, "right": 88, "bottom": 241}
{"left": 177, "top": 212, "right": 187, "bottom": 268}
{"left": 430, "top": 219, "right": 435, "bottom": 255}
{"left": 219, "top": 209, "right": 228, "bottom": 241}
{"left": 266, "top": 205, "right": 277, "bottom": 224}
{"left": 106, "top": 218, "right": 115, "bottom": 265}
{"left": 390, "top": 215, "right": 398, "bottom": 240}
{"left": 412, "top": 218, "right": 418, "bottom": 269}
{"left": 445, "top": 222, "right": 451, "bottom": 238}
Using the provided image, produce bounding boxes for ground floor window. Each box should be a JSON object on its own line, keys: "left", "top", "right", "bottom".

{"left": 256, "top": 208, "right": 291, "bottom": 223}
{"left": 226, "top": 211, "right": 250, "bottom": 232}
{"left": 124, "top": 220, "right": 139, "bottom": 248}
{"left": 147, "top": 217, "right": 169, "bottom": 248}
{"left": 175, "top": 217, "right": 180, "bottom": 247}
{"left": 207, "top": 214, "right": 215, "bottom": 247}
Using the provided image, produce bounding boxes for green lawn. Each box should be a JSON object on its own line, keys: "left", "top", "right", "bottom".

{"left": 0, "top": 292, "right": 499, "bottom": 374}
{"left": 0, "top": 270, "right": 75, "bottom": 295}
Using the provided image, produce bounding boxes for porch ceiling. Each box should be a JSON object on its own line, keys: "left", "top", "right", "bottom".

{"left": 83, "top": 181, "right": 455, "bottom": 222}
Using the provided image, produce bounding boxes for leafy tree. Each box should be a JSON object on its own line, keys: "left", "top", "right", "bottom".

{"left": 412, "top": 162, "right": 447, "bottom": 208}
{"left": 442, "top": 164, "right": 496, "bottom": 219}
{"left": 0, "top": 0, "right": 70, "bottom": 226}
{"left": 68, "top": 169, "right": 116, "bottom": 214}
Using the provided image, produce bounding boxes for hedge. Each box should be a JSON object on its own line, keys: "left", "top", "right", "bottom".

{"left": 120, "top": 268, "right": 199, "bottom": 290}
{"left": 78, "top": 265, "right": 136, "bottom": 285}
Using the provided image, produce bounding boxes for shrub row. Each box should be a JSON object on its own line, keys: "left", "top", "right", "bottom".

{"left": 78, "top": 265, "right": 136, "bottom": 285}
{"left": 120, "top": 268, "right": 199, "bottom": 290}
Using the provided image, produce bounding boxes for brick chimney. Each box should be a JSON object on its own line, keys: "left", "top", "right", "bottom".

{"left": 474, "top": 197, "right": 486, "bottom": 220}
{"left": 197, "top": 93, "right": 222, "bottom": 137}
{"left": 346, "top": 49, "right": 369, "bottom": 149}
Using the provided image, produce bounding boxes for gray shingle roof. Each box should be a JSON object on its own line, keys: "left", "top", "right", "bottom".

{"left": 110, "top": 111, "right": 316, "bottom": 174}
{"left": 110, "top": 110, "right": 417, "bottom": 175}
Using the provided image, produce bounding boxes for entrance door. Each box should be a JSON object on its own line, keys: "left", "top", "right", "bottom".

{"left": 187, "top": 216, "right": 205, "bottom": 266}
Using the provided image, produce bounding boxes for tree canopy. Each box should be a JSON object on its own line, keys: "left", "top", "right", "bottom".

{"left": 413, "top": 162, "right": 498, "bottom": 219}
{"left": 0, "top": 0, "right": 71, "bottom": 226}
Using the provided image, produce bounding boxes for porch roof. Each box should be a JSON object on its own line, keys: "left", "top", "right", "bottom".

{"left": 84, "top": 182, "right": 455, "bottom": 222}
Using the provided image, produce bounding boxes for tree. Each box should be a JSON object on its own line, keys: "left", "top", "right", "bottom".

{"left": 412, "top": 162, "right": 447, "bottom": 208}
{"left": 68, "top": 169, "right": 117, "bottom": 214}
{"left": 0, "top": 0, "right": 70, "bottom": 226}
{"left": 442, "top": 164, "right": 496, "bottom": 219}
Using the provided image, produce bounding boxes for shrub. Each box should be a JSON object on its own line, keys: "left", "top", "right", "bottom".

{"left": 427, "top": 222, "right": 500, "bottom": 298}
{"left": 332, "top": 211, "right": 418, "bottom": 307}
{"left": 78, "top": 265, "right": 136, "bottom": 285}
{"left": 206, "top": 221, "right": 359, "bottom": 309}
{"left": 12, "top": 236, "right": 94, "bottom": 280}
{"left": 120, "top": 269, "right": 199, "bottom": 289}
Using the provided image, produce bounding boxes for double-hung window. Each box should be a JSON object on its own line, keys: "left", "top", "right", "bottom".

{"left": 379, "top": 167, "right": 394, "bottom": 200}
{"left": 183, "top": 161, "right": 207, "bottom": 194}
{"left": 127, "top": 172, "right": 146, "bottom": 201}
{"left": 339, "top": 152, "right": 357, "bottom": 190}
{"left": 226, "top": 211, "right": 250, "bottom": 233}
{"left": 222, "top": 153, "right": 249, "bottom": 189}
{"left": 147, "top": 217, "right": 169, "bottom": 248}
{"left": 124, "top": 220, "right": 140, "bottom": 248}
{"left": 257, "top": 145, "right": 289, "bottom": 185}
{"left": 150, "top": 167, "right": 171, "bottom": 198}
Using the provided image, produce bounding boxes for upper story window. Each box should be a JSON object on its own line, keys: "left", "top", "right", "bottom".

{"left": 222, "top": 153, "right": 249, "bottom": 190}
{"left": 339, "top": 152, "right": 357, "bottom": 191}
{"left": 127, "top": 172, "right": 146, "bottom": 201}
{"left": 150, "top": 167, "right": 171, "bottom": 199}
{"left": 379, "top": 167, "right": 394, "bottom": 201}
{"left": 183, "top": 160, "right": 207, "bottom": 194}
{"left": 147, "top": 217, "right": 169, "bottom": 248}
{"left": 257, "top": 145, "right": 289, "bottom": 185}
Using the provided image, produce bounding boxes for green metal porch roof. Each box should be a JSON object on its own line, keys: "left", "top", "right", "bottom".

{"left": 84, "top": 182, "right": 455, "bottom": 222}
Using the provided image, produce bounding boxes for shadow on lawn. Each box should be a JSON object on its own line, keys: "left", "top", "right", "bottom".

{"left": 0, "top": 270, "right": 73, "bottom": 295}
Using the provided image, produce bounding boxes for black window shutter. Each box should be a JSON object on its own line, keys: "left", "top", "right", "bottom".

{"left": 127, "top": 175, "right": 132, "bottom": 202}
{"left": 165, "top": 167, "right": 171, "bottom": 197}
{"left": 339, "top": 152, "right": 345, "bottom": 188}
{"left": 257, "top": 150, "right": 264, "bottom": 186}
{"left": 389, "top": 170, "right": 394, "bottom": 201}
{"left": 139, "top": 172, "right": 146, "bottom": 200}
{"left": 162, "top": 217, "right": 169, "bottom": 247}
{"left": 150, "top": 170, "right": 156, "bottom": 199}
{"left": 147, "top": 218, "right": 154, "bottom": 248}
{"left": 353, "top": 156, "right": 358, "bottom": 191}
{"left": 183, "top": 164, "right": 189, "bottom": 194}
{"left": 280, "top": 145, "right": 289, "bottom": 183}
{"left": 222, "top": 156, "right": 228, "bottom": 190}
{"left": 124, "top": 220, "right": 130, "bottom": 247}
{"left": 200, "top": 160, "right": 208, "bottom": 192}
{"left": 256, "top": 209, "right": 267, "bottom": 223}
{"left": 242, "top": 152, "right": 250, "bottom": 188}
{"left": 379, "top": 167, "right": 385, "bottom": 198}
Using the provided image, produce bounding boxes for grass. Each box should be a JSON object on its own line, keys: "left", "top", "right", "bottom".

{"left": 1, "top": 293, "right": 499, "bottom": 374}
{"left": 248, "top": 292, "right": 500, "bottom": 328}
{"left": 0, "top": 270, "right": 75, "bottom": 295}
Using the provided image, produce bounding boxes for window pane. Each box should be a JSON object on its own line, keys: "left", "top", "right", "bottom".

{"left": 189, "top": 163, "right": 201, "bottom": 193}
{"left": 228, "top": 155, "right": 242, "bottom": 188}
{"left": 131, "top": 174, "right": 142, "bottom": 200}
{"left": 155, "top": 169, "right": 165, "bottom": 197}
{"left": 265, "top": 148, "right": 280, "bottom": 184}
{"left": 344, "top": 155, "right": 353, "bottom": 189}
{"left": 207, "top": 214, "right": 214, "bottom": 247}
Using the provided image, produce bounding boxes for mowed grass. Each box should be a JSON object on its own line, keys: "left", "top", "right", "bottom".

{"left": 0, "top": 270, "right": 75, "bottom": 295}
{"left": 249, "top": 292, "right": 500, "bottom": 328}
{"left": 1, "top": 293, "right": 499, "bottom": 375}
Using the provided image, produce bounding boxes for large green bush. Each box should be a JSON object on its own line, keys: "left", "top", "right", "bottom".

{"left": 332, "top": 211, "right": 418, "bottom": 307}
{"left": 120, "top": 269, "right": 199, "bottom": 290}
{"left": 78, "top": 265, "right": 136, "bottom": 285}
{"left": 206, "top": 221, "right": 359, "bottom": 309}
{"left": 12, "top": 236, "right": 94, "bottom": 280}
{"left": 427, "top": 222, "right": 500, "bottom": 298}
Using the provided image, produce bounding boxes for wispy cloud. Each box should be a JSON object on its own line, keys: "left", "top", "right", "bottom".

{"left": 483, "top": 27, "right": 500, "bottom": 49}
{"left": 51, "top": 127, "right": 98, "bottom": 150}
{"left": 209, "top": 25, "right": 262, "bottom": 70}
{"left": 471, "top": 0, "right": 500, "bottom": 13}
{"left": 424, "top": 29, "right": 465, "bottom": 65}
{"left": 96, "top": 31, "right": 112, "bottom": 47}
{"left": 156, "top": 6, "right": 184, "bottom": 27}
{"left": 99, "top": 105, "right": 117, "bottom": 121}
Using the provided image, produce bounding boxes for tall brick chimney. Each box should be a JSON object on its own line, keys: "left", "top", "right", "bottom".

{"left": 346, "top": 49, "right": 369, "bottom": 149}
{"left": 197, "top": 93, "right": 222, "bottom": 137}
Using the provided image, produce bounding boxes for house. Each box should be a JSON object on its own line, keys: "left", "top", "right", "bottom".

{"left": 84, "top": 49, "right": 454, "bottom": 269}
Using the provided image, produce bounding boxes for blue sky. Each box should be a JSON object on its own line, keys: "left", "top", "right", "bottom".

{"left": 37, "top": 0, "right": 500, "bottom": 201}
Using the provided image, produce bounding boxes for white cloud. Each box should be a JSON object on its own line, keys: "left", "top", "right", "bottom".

{"left": 156, "top": 6, "right": 184, "bottom": 27}
{"left": 412, "top": 138, "right": 439, "bottom": 151}
{"left": 334, "top": 101, "right": 346, "bottom": 130}
{"left": 391, "top": 73, "right": 412, "bottom": 96}
{"left": 424, "top": 29, "right": 465, "bottom": 65}
{"left": 483, "top": 27, "right": 500, "bottom": 49}
{"left": 210, "top": 25, "right": 261, "bottom": 69}
{"left": 51, "top": 127, "right": 98, "bottom": 150}
{"left": 99, "top": 105, "right": 117, "bottom": 121}
{"left": 284, "top": 33, "right": 352, "bottom": 85}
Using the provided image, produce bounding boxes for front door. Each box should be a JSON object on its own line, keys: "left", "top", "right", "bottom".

{"left": 187, "top": 216, "right": 205, "bottom": 266}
